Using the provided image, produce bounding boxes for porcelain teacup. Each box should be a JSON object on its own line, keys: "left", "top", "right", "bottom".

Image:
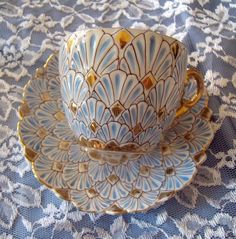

{"left": 59, "top": 28, "right": 204, "bottom": 153}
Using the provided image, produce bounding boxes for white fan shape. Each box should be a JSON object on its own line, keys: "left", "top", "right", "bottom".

{"left": 94, "top": 70, "right": 144, "bottom": 115}
{"left": 73, "top": 98, "right": 111, "bottom": 139}
{"left": 71, "top": 29, "right": 119, "bottom": 76}
{"left": 173, "top": 47, "right": 188, "bottom": 90}
{"left": 96, "top": 122, "right": 133, "bottom": 146}
{"left": 120, "top": 101, "right": 157, "bottom": 137}
{"left": 61, "top": 70, "right": 89, "bottom": 108}
{"left": 148, "top": 76, "right": 179, "bottom": 114}
{"left": 120, "top": 31, "right": 173, "bottom": 81}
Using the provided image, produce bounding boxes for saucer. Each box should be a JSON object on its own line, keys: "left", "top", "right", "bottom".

{"left": 18, "top": 54, "right": 214, "bottom": 214}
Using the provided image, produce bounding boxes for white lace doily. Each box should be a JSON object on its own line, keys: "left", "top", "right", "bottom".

{"left": 0, "top": 0, "right": 235, "bottom": 238}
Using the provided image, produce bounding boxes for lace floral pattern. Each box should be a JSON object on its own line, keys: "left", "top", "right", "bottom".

{"left": 0, "top": 0, "right": 235, "bottom": 238}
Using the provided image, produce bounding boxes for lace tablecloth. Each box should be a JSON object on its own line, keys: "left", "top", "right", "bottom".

{"left": 0, "top": 0, "right": 236, "bottom": 238}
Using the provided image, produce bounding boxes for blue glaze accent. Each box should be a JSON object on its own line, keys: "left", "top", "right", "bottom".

{"left": 97, "top": 38, "right": 111, "bottom": 59}
{"left": 61, "top": 85, "right": 67, "bottom": 101}
{"left": 80, "top": 87, "right": 88, "bottom": 103}
{"left": 103, "top": 110, "right": 111, "bottom": 122}
{"left": 121, "top": 131, "right": 132, "bottom": 143}
{"left": 126, "top": 77, "right": 134, "bottom": 89}
{"left": 144, "top": 108, "right": 152, "bottom": 122}
{"left": 112, "top": 189, "right": 118, "bottom": 200}
{"left": 157, "top": 81, "right": 163, "bottom": 100}
{"left": 81, "top": 123, "right": 89, "bottom": 137}
{"left": 158, "top": 46, "right": 167, "bottom": 60}
{"left": 142, "top": 180, "right": 149, "bottom": 191}
{"left": 35, "top": 143, "right": 40, "bottom": 151}
{"left": 119, "top": 185, "right": 128, "bottom": 197}
{"left": 161, "top": 59, "right": 170, "bottom": 72}
{"left": 93, "top": 168, "right": 100, "bottom": 181}
{"left": 150, "top": 35, "right": 156, "bottom": 62}
{"left": 118, "top": 125, "right": 129, "bottom": 140}
{"left": 180, "top": 175, "right": 189, "bottom": 182}
{"left": 28, "top": 86, "right": 33, "bottom": 93}
{"left": 130, "top": 87, "right": 142, "bottom": 102}
{"left": 72, "top": 61, "right": 76, "bottom": 69}
{"left": 102, "top": 125, "right": 109, "bottom": 141}
{"left": 74, "top": 75, "right": 82, "bottom": 93}
{"left": 130, "top": 106, "right": 136, "bottom": 126}
{"left": 97, "top": 103, "right": 103, "bottom": 121}
{"left": 114, "top": 73, "right": 121, "bottom": 96}
{"left": 144, "top": 113, "right": 153, "bottom": 128}
{"left": 105, "top": 61, "right": 117, "bottom": 73}
{"left": 77, "top": 108, "right": 83, "bottom": 121}
{"left": 139, "top": 103, "right": 145, "bottom": 119}
{"left": 89, "top": 34, "right": 96, "bottom": 60}
{"left": 79, "top": 41, "right": 86, "bottom": 64}
{"left": 123, "top": 200, "right": 129, "bottom": 208}
{"left": 121, "top": 62, "right": 128, "bottom": 72}
{"left": 126, "top": 173, "right": 131, "bottom": 183}
{"left": 173, "top": 157, "right": 181, "bottom": 166}
{"left": 165, "top": 159, "right": 172, "bottom": 168}
{"left": 127, "top": 50, "right": 135, "bottom": 68}
{"left": 47, "top": 176, "right": 53, "bottom": 184}
{"left": 174, "top": 178, "right": 180, "bottom": 188}
{"left": 73, "top": 52, "right": 82, "bottom": 68}
{"left": 102, "top": 76, "right": 112, "bottom": 99}
{"left": 110, "top": 122, "right": 118, "bottom": 139}
{"left": 168, "top": 178, "right": 173, "bottom": 189}
{"left": 97, "top": 85, "right": 107, "bottom": 102}
{"left": 88, "top": 100, "right": 95, "bottom": 119}
{"left": 99, "top": 50, "right": 115, "bottom": 72}
{"left": 82, "top": 103, "right": 89, "bottom": 118}
{"left": 137, "top": 40, "right": 144, "bottom": 64}
{"left": 68, "top": 73, "right": 73, "bottom": 92}
{"left": 122, "top": 111, "right": 131, "bottom": 127}
{"left": 151, "top": 179, "right": 160, "bottom": 189}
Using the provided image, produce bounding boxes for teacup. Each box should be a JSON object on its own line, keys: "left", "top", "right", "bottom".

{"left": 59, "top": 28, "right": 203, "bottom": 153}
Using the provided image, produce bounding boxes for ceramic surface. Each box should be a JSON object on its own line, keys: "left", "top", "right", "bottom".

{"left": 59, "top": 28, "right": 203, "bottom": 152}
{"left": 18, "top": 54, "right": 214, "bottom": 214}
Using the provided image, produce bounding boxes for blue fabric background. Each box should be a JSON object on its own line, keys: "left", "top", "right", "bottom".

{"left": 0, "top": 0, "right": 235, "bottom": 238}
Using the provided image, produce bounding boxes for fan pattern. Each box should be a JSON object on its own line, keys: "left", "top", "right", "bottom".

{"left": 18, "top": 53, "right": 213, "bottom": 213}
{"left": 59, "top": 29, "right": 188, "bottom": 151}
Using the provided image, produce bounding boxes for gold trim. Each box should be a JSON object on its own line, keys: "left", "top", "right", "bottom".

{"left": 35, "top": 67, "right": 44, "bottom": 78}
{"left": 19, "top": 102, "right": 31, "bottom": 118}
{"left": 44, "top": 53, "right": 56, "bottom": 70}
{"left": 66, "top": 35, "right": 74, "bottom": 53}
{"left": 194, "top": 151, "right": 207, "bottom": 164}
{"left": 200, "top": 106, "right": 213, "bottom": 121}
{"left": 114, "top": 29, "right": 133, "bottom": 49}
{"left": 158, "top": 191, "right": 175, "bottom": 202}
{"left": 54, "top": 188, "right": 71, "bottom": 201}
{"left": 176, "top": 67, "right": 205, "bottom": 117}
{"left": 25, "top": 147, "right": 38, "bottom": 162}
{"left": 106, "top": 204, "right": 128, "bottom": 215}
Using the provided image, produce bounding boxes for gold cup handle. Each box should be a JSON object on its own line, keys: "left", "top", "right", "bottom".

{"left": 176, "top": 67, "right": 204, "bottom": 118}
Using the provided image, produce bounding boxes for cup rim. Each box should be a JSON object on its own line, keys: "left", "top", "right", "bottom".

{"left": 66, "top": 27, "right": 187, "bottom": 50}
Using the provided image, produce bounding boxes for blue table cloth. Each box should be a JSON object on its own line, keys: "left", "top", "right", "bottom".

{"left": 0, "top": 0, "right": 235, "bottom": 238}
